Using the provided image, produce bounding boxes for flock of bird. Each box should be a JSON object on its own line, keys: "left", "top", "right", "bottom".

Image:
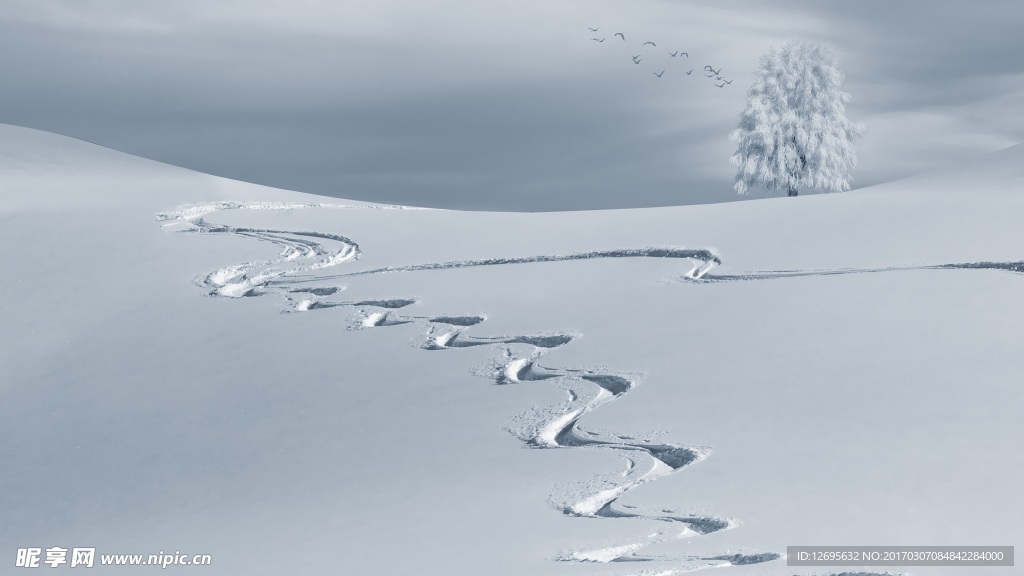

{"left": 587, "top": 27, "right": 733, "bottom": 87}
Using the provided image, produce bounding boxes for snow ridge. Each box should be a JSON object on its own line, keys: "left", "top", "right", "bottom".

{"left": 156, "top": 201, "right": 770, "bottom": 571}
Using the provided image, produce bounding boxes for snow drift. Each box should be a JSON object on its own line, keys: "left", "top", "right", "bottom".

{"left": 2, "top": 123, "right": 1022, "bottom": 575}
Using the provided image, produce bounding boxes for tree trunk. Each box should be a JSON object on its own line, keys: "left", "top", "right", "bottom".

{"left": 787, "top": 152, "right": 805, "bottom": 197}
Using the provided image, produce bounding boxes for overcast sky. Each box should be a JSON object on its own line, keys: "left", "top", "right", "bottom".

{"left": 2, "top": 0, "right": 1023, "bottom": 210}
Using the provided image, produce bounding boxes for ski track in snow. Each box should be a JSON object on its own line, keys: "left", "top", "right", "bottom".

{"left": 691, "top": 261, "right": 1024, "bottom": 284}
{"left": 158, "top": 200, "right": 990, "bottom": 574}
{"left": 321, "top": 248, "right": 722, "bottom": 279}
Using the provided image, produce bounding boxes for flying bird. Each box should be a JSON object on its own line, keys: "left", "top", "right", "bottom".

{"left": 642, "top": 41, "right": 656, "bottom": 47}
{"left": 721, "top": 79, "right": 733, "bottom": 84}
{"left": 654, "top": 70, "right": 665, "bottom": 77}
{"left": 588, "top": 27, "right": 599, "bottom": 32}
{"left": 633, "top": 57, "right": 642, "bottom": 64}
{"left": 680, "top": 52, "right": 688, "bottom": 57}
{"left": 704, "top": 66, "right": 722, "bottom": 75}
{"left": 591, "top": 37, "right": 606, "bottom": 42}
{"left": 685, "top": 69, "right": 693, "bottom": 75}
{"left": 615, "top": 32, "right": 625, "bottom": 40}
{"left": 715, "top": 81, "right": 726, "bottom": 88}
{"left": 669, "top": 51, "right": 679, "bottom": 57}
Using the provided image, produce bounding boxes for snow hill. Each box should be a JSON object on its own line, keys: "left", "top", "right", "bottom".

{"left": 2, "top": 122, "right": 1021, "bottom": 575}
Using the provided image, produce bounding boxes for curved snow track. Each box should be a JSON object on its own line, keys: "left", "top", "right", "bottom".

{"left": 156, "top": 200, "right": 986, "bottom": 575}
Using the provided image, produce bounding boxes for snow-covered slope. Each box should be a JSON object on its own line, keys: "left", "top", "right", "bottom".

{"left": 2, "top": 123, "right": 1021, "bottom": 575}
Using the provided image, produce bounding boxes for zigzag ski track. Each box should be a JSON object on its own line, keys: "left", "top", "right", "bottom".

{"left": 159, "top": 200, "right": 1008, "bottom": 574}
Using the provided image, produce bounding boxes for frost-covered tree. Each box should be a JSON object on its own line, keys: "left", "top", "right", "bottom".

{"left": 729, "top": 40, "right": 866, "bottom": 197}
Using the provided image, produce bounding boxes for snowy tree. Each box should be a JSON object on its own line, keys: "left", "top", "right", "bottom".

{"left": 729, "top": 40, "right": 866, "bottom": 197}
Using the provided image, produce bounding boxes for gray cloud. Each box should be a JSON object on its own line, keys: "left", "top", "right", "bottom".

{"left": 1, "top": 0, "right": 1022, "bottom": 210}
